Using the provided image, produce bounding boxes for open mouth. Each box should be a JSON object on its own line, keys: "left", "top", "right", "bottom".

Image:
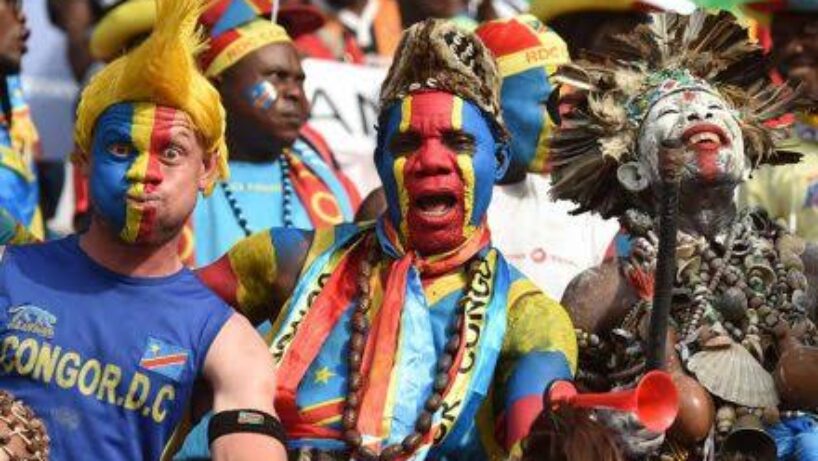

{"left": 414, "top": 192, "right": 457, "bottom": 217}
{"left": 682, "top": 123, "right": 730, "bottom": 151}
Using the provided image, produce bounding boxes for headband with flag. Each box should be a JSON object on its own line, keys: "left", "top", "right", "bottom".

{"left": 475, "top": 14, "right": 570, "bottom": 79}
{"left": 475, "top": 14, "right": 569, "bottom": 174}
{"left": 199, "top": 0, "right": 293, "bottom": 77}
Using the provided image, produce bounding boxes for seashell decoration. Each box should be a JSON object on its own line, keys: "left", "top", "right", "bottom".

{"left": 677, "top": 256, "right": 701, "bottom": 280}
{"left": 716, "top": 287, "right": 747, "bottom": 323}
{"left": 744, "top": 257, "right": 776, "bottom": 287}
{"left": 776, "top": 234, "right": 806, "bottom": 256}
{"left": 716, "top": 405, "right": 736, "bottom": 435}
{"left": 687, "top": 343, "right": 779, "bottom": 408}
{"left": 779, "top": 250, "right": 805, "bottom": 272}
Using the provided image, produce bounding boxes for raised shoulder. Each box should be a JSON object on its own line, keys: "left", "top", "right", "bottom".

{"left": 560, "top": 260, "right": 637, "bottom": 335}
{"left": 504, "top": 279, "right": 577, "bottom": 373}
{"left": 197, "top": 228, "right": 313, "bottom": 326}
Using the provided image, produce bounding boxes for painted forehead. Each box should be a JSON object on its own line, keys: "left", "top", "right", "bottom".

{"left": 94, "top": 103, "right": 194, "bottom": 140}
{"left": 388, "top": 92, "right": 493, "bottom": 135}
{"left": 645, "top": 89, "right": 735, "bottom": 121}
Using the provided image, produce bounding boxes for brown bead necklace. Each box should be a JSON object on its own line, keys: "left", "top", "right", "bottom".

{"left": 341, "top": 238, "right": 483, "bottom": 461}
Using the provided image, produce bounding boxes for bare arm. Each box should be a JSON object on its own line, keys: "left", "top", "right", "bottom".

{"left": 197, "top": 228, "right": 312, "bottom": 326}
{"left": 203, "top": 314, "right": 287, "bottom": 461}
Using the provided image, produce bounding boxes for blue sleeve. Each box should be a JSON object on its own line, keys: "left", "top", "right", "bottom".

{"left": 0, "top": 167, "right": 29, "bottom": 224}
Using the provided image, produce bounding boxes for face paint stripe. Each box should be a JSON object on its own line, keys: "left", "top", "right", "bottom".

{"left": 456, "top": 154, "right": 476, "bottom": 240}
{"left": 121, "top": 104, "right": 156, "bottom": 243}
{"left": 529, "top": 113, "right": 554, "bottom": 174}
{"left": 451, "top": 97, "right": 463, "bottom": 131}
{"left": 399, "top": 96, "right": 413, "bottom": 133}
{"left": 135, "top": 106, "right": 174, "bottom": 241}
{"left": 392, "top": 157, "right": 409, "bottom": 240}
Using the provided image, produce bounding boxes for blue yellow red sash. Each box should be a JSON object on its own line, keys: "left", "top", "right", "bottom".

{"left": 269, "top": 219, "right": 510, "bottom": 458}
{"left": 287, "top": 139, "right": 358, "bottom": 228}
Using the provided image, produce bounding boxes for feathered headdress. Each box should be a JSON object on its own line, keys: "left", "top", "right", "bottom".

{"left": 549, "top": 10, "right": 807, "bottom": 218}
{"left": 75, "top": 0, "right": 228, "bottom": 195}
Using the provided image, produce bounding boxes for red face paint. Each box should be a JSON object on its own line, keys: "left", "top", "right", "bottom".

{"left": 400, "top": 92, "right": 468, "bottom": 255}
{"left": 91, "top": 103, "right": 186, "bottom": 243}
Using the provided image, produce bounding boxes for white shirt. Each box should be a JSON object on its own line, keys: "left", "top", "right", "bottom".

{"left": 488, "top": 174, "right": 620, "bottom": 301}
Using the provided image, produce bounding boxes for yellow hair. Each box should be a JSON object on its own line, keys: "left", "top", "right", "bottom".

{"left": 74, "top": 0, "right": 228, "bottom": 195}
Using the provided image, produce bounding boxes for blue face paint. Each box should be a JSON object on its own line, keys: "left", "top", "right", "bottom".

{"left": 90, "top": 103, "right": 135, "bottom": 233}
{"left": 374, "top": 102, "right": 404, "bottom": 233}
{"left": 89, "top": 102, "right": 174, "bottom": 242}
{"left": 245, "top": 80, "right": 278, "bottom": 111}
{"left": 500, "top": 66, "right": 553, "bottom": 174}
{"left": 459, "top": 96, "right": 501, "bottom": 229}
{"left": 374, "top": 92, "right": 502, "bottom": 252}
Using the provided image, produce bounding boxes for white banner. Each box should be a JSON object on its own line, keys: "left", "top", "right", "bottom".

{"left": 303, "top": 58, "right": 388, "bottom": 199}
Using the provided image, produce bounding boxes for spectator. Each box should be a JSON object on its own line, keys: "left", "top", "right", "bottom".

{"left": 192, "top": 0, "right": 360, "bottom": 265}
{"left": 0, "top": 0, "right": 44, "bottom": 239}
{"left": 296, "top": 0, "right": 472, "bottom": 64}
{"left": 1, "top": 1, "right": 288, "bottom": 458}
{"left": 476, "top": 15, "right": 619, "bottom": 299}
{"left": 740, "top": 5, "right": 818, "bottom": 241}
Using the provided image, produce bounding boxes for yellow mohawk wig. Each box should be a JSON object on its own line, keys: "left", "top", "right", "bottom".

{"left": 74, "top": 0, "right": 228, "bottom": 195}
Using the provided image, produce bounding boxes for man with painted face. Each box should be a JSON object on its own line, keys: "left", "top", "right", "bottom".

{"left": 0, "top": 0, "right": 44, "bottom": 240}
{"left": 475, "top": 15, "right": 619, "bottom": 300}
{"left": 0, "top": 1, "right": 288, "bottom": 460}
{"left": 551, "top": 11, "right": 818, "bottom": 459}
{"left": 196, "top": 19, "right": 577, "bottom": 460}
{"left": 192, "top": 0, "right": 360, "bottom": 266}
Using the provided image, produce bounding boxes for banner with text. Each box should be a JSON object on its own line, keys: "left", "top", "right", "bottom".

{"left": 303, "top": 59, "right": 387, "bottom": 199}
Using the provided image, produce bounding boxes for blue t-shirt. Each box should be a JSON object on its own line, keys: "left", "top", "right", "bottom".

{"left": 193, "top": 159, "right": 312, "bottom": 266}
{"left": 0, "top": 236, "right": 233, "bottom": 461}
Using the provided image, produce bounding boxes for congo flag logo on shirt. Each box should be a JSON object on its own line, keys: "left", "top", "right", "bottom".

{"left": 139, "top": 337, "right": 189, "bottom": 382}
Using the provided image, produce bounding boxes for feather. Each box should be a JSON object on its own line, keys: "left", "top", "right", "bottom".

{"left": 648, "top": 13, "right": 673, "bottom": 60}
{"left": 682, "top": 9, "right": 707, "bottom": 48}
{"left": 547, "top": 9, "right": 803, "bottom": 218}
{"left": 767, "top": 150, "right": 803, "bottom": 165}
{"left": 554, "top": 64, "right": 594, "bottom": 91}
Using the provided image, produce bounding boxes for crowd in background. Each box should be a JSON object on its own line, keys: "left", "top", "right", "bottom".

{"left": 2, "top": 0, "right": 818, "bottom": 460}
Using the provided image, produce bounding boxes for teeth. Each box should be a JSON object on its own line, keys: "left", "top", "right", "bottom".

{"left": 689, "top": 132, "right": 721, "bottom": 144}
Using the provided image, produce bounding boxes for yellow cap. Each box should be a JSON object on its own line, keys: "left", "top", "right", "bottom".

{"left": 90, "top": 0, "right": 157, "bottom": 62}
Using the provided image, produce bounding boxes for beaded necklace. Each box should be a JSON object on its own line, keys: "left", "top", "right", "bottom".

{"left": 221, "top": 152, "right": 294, "bottom": 236}
{"left": 340, "top": 236, "right": 484, "bottom": 461}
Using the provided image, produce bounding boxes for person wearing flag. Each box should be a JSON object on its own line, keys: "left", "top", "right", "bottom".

{"left": 192, "top": 0, "right": 360, "bottom": 266}
{"left": 198, "top": 19, "right": 577, "bottom": 460}
{"left": 0, "top": 0, "right": 44, "bottom": 240}
{"left": 0, "top": 0, "right": 287, "bottom": 459}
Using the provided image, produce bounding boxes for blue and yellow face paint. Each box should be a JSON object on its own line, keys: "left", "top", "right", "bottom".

{"left": 476, "top": 15, "right": 570, "bottom": 175}
{"left": 90, "top": 102, "right": 178, "bottom": 243}
{"left": 375, "top": 91, "right": 501, "bottom": 254}
{"left": 244, "top": 80, "right": 278, "bottom": 111}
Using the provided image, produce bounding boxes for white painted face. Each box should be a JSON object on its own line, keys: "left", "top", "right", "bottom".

{"left": 636, "top": 89, "right": 747, "bottom": 185}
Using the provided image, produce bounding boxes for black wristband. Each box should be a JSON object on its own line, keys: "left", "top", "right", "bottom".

{"left": 208, "top": 409, "right": 288, "bottom": 447}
